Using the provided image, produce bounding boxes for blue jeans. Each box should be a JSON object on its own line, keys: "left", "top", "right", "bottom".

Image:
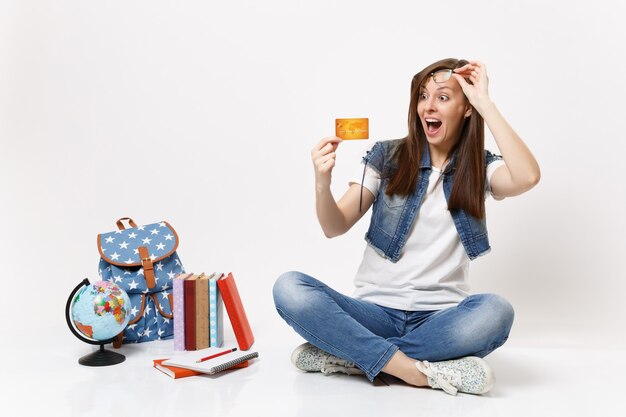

{"left": 272, "top": 271, "right": 514, "bottom": 382}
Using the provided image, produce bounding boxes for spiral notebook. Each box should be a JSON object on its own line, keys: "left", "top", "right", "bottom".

{"left": 162, "top": 347, "right": 258, "bottom": 375}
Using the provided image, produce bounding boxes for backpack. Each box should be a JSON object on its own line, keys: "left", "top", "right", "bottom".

{"left": 97, "top": 217, "right": 185, "bottom": 346}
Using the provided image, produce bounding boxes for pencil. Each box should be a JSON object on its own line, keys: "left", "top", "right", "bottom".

{"left": 196, "top": 347, "right": 238, "bottom": 363}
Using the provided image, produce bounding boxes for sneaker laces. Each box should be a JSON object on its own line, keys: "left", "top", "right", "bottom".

{"left": 415, "top": 360, "right": 461, "bottom": 396}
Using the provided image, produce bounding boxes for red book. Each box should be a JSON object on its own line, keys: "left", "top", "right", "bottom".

{"left": 184, "top": 274, "right": 199, "bottom": 350}
{"left": 217, "top": 272, "right": 254, "bottom": 350}
{"left": 153, "top": 358, "right": 202, "bottom": 379}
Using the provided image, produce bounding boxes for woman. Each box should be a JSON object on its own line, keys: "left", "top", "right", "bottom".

{"left": 273, "top": 58, "right": 540, "bottom": 395}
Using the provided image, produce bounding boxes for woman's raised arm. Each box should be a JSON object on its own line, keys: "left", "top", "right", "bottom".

{"left": 453, "top": 61, "right": 541, "bottom": 198}
{"left": 312, "top": 137, "right": 375, "bottom": 237}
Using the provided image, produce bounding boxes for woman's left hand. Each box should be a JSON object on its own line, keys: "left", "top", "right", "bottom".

{"left": 452, "top": 61, "right": 492, "bottom": 113}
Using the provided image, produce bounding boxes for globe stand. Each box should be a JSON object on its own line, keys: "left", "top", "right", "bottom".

{"left": 66, "top": 278, "right": 127, "bottom": 367}
{"left": 79, "top": 344, "right": 126, "bottom": 366}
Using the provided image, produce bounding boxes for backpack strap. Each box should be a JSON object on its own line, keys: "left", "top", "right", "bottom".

{"left": 112, "top": 332, "right": 124, "bottom": 348}
{"left": 116, "top": 217, "right": 138, "bottom": 230}
{"left": 138, "top": 246, "right": 156, "bottom": 289}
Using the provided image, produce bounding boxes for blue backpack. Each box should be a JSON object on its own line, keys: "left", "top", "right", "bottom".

{"left": 98, "top": 217, "right": 185, "bottom": 346}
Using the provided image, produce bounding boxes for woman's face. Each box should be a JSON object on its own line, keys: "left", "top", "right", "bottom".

{"left": 417, "top": 72, "right": 471, "bottom": 151}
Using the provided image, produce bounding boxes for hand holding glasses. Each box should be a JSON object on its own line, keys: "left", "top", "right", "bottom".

{"left": 431, "top": 62, "right": 491, "bottom": 111}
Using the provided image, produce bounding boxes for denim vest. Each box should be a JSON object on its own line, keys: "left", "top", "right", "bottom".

{"left": 362, "top": 139, "right": 502, "bottom": 263}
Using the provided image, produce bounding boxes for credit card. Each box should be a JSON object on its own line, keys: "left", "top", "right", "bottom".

{"left": 335, "top": 118, "right": 369, "bottom": 140}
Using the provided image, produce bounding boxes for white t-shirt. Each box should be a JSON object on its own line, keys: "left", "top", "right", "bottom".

{"left": 349, "top": 159, "right": 505, "bottom": 311}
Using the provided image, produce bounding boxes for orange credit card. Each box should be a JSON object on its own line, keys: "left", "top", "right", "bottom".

{"left": 335, "top": 118, "right": 369, "bottom": 140}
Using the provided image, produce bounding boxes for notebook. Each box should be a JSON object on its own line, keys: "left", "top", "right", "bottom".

{"left": 162, "top": 347, "right": 259, "bottom": 375}
{"left": 209, "top": 273, "right": 224, "bottom": 347}
{"left": 154, "top": 358, "right": 250, "bottom": 379}
{"left": 173, "top": 273, "right": 192, "bottom": 351}
{"left": 184, "top": 274, "right": 200, "bottom": 350}
{"left": 195, "top": 274, "right": 210, "bottom": 350}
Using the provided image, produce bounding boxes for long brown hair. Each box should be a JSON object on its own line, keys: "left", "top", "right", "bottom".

{"left": 386, "top": 58, "right": 486, "bottom": 219}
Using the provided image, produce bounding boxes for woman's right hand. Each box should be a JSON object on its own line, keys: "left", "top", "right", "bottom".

{"left": 311, "top": 136, "right": 342, "bottom": 189}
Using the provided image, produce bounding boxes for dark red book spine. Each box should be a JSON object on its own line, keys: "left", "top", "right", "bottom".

{"left": 217, "top": 272, "right": 254, "bottom": 350}
{"left": 184, "top": 278, "right": 196, "bottom": 350}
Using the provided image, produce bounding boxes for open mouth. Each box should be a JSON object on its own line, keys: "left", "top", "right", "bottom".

{"left": 425, "top": 118, "right": 442, "bottom": 135}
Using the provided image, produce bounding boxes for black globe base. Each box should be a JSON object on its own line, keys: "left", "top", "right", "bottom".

{"left": 78, "top": 344, "right": 125, "bottom": 367}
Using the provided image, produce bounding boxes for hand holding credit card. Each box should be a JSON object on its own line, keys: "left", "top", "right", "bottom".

{"left": 335, "top": 118, "right": 369, "bottom": 140}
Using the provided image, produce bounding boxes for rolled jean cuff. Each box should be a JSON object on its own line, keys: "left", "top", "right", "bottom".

{"left": 365, "top": 344, "right": 399, "bottom": 382}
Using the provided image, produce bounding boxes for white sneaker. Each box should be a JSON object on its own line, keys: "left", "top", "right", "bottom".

{"left": 290, "top": 342, "right": 365, "bottom": 376}
{"left": 415, "top": 356, "right": 495, "bottom": 395}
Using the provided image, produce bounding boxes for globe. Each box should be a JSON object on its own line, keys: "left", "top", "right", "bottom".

{"left": 66, "top": 278, "right": 130, "bottom": 366}
{"left": 70, "top": 280, "right": 131, "bottom": 341}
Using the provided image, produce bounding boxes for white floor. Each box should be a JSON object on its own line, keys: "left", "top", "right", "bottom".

{"left": 4, "top": 323, "right": 626, "bottom": 417}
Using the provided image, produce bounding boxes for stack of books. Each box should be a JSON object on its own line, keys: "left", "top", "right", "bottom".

{"left": 172, "top": 272, "right": 254, "bottom": 352}
{"left": 155, "top": 272, "right": 257, "bottom": 379}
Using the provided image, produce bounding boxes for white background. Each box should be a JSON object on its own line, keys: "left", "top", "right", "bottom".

{"left": 2, "top": 0, "right": 625, "bottom": 357}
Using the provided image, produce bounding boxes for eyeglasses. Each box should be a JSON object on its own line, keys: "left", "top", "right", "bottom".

{"left": 430, "top": 69, "right": 453, "bottom": 84}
